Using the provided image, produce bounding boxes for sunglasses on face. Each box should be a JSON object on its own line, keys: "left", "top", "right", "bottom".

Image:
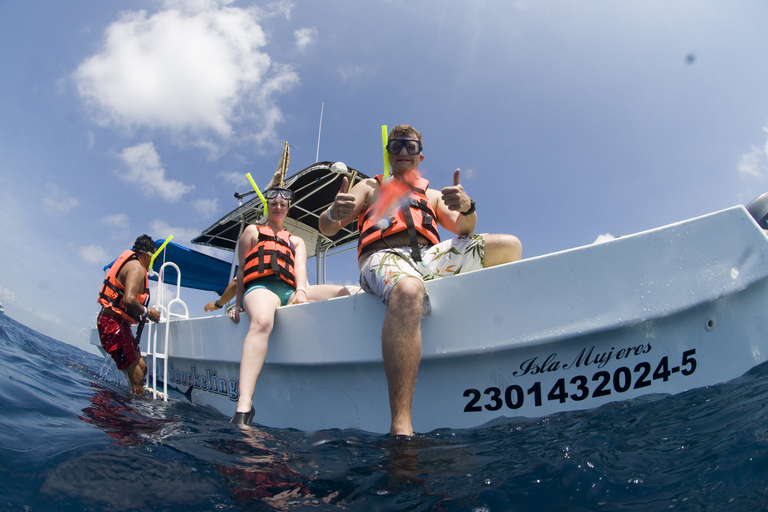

{"left": 386, "top": 139, "right": 422, "bottom": 155}
{"left": 264, "top": 188, "right": 293, "bottom": 201}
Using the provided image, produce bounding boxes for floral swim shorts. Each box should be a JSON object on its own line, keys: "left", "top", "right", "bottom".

{"left": 359, "top": 234, "right": 487, "bottom": 305}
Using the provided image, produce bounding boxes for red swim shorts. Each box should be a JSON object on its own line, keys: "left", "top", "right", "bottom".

{"left": 97, "top": 309, "right": 140, "bottom": 370}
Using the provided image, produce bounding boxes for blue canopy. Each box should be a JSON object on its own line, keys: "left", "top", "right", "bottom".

{"left": 103, "top": 239, "right": 233, "bottom": 295}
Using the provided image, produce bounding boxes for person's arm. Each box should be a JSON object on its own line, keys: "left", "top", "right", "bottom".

{"left": 265, "top": 169, "right": 281, "bottom": 191}
{"left": 319, "top": 177, "right": 374, "bottom": 236}
{"left": 219, "top": 278, "right": 237, "bottom": 305}
{"left": 436, "top": 169, "right": 476, "bottom": 236}
{"left": 231, "top": 226, "right": 255, "bottom": 324}
{"left": 204, "top": 279, "right": 237, "bottom": 311}
{"left": 270, "top": 151, "right": 289, "bottom": 188}
{"left": 290, "top": 236, "right": 309, "bottom": 304}
{"left": 122, "top": 260, "right": 161, "bottom": 322}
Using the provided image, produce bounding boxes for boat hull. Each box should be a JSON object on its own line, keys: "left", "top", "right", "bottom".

{"left": 90, "top": 206, "right": 768, "bottom": 433}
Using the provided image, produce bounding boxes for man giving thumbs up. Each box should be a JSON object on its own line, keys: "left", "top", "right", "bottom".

{"left": 319, "top": 124, "right": 522, "bottom": 437}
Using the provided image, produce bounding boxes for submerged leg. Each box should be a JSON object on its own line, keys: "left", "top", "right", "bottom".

{"left": 382, "top": 277, "right": 424, "bottom": 437}
{"left": 125, "top": 355, "right": 147, "bottom": 396}
{"left": 233, "top": 289, "right": 280, "bottom": 423}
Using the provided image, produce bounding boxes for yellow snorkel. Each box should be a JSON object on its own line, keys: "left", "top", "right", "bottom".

{"left": 246, "top": 172, "right": 268, "bottom": 217}
{"left": 149, "top": 235, "right": 173, "bottom": 271}
{"left": 136, "top": 235, "right": 172, "bottom": 341}
{"left": 382, "top": 125, "right": 390, "bottom": 180}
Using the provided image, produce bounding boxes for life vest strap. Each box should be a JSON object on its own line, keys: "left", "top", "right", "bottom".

{"left": 98, "top": 286, "right": 141, "bottom": 322}
{"left": 402, "top": 205, "right": 422, "bottom": 262}
{"left": 243, "top": 229, "right": 297, "bottom": 288}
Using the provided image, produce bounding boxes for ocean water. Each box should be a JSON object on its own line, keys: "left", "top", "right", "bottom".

{"left": 2, "top": 313, "right": 768, "bottom": 512}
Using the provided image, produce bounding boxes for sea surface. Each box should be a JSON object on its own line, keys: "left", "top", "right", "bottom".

{"left": 2, "top": 313, "right": 768, "bottom": 511}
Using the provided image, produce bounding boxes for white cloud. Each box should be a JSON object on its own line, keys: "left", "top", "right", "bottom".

{"left": 159, "top": 0, "right": 235, "bottom": 14}
{"left": 217, "top": 170, "right": 275, "bottom": 196}
{"left": 336, "top": 62, "right": 377, "bottom": 82}
{"left": 219, "top": 171, "right": 247, "bottom": 187}
{"left": 294, "top": 27, "right": 317, "bottom": 51}
{"left": 738, "top": 145, "right": 765, "bottom": 178}
{"left": 248, "top": 63, "right": 300, "bottom": 147}
{"left": 149, "top": 219, "right": 232, "bottom": 259}
{"left": 78, "top": 244, "right": 110, "bottom": 264}
{"left": 193, "top": 198, "right": 220, "bottom": 218}
{"left": 264, "top": 0, "right": 293, "bottom": 19}
{"left": 738, "top": 127, "right": 768, "bottom": 178}
{"left": 118, "top": 142, "right": 194, "bottom": 202}
{"left": 0, "top": 285, "right": 15, "bottom": 303}
{"left": 765, "top": 127, "right": 768, "bottom": 153}
{"left": 42, "top": 183, "right": 79, "bottom": 213}
{"left": 150, "top": 219, "right": 203, "bottom": 247}
{"left": 101, "top": 213, "right": 130, "bottom": 229}
{"left": 74, "top": 3, "right": 298, "bottom": 148}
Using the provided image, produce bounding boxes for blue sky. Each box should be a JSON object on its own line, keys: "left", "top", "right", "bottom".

{"left": 2, "top": 0, "right": 768, "bottom": 353}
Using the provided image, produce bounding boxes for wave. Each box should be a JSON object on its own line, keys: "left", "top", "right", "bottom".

{"left": 2, "top": 313, "right": 768, "bottom": 511}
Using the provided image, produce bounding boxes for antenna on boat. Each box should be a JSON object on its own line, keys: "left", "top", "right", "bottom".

{"left": 316, "top": 102, "right": 324, "bottom": 163}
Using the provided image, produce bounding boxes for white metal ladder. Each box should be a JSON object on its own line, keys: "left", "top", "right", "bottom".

{"left": 144, "top": 262, "right": 189, "bottom": 400}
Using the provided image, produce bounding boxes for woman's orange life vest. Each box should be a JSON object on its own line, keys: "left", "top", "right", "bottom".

{"left": 357, "top": 174, "right": 441, "bottom": 261}
{"left": 97, "top": 250, "right": 150, "bottom": 324}
{"left": 243, "top": 226, "right": 297, "bottom": 288}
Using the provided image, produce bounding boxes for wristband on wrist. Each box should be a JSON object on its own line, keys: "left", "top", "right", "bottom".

{"left": 296, "top": 286, "right": 307, "bottom": 294}
{"left": 326, "top": 208, "right": 339, "bottom": 223}
{"left": 460, "top": 199, "right": 476, "bottom": 216}
{"left": 141, "top": 306, "right": 149, "bottom": 321}
{"left": 214, "top": 300, "right": 222, "bottom": 309}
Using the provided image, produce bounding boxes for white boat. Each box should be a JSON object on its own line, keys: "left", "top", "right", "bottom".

{"left": 91, "top": 162, "right": 768, "bottom": 434}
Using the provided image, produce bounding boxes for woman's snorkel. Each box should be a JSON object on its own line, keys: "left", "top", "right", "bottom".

{"left": 246, "top": 172, "right": 269, "bottom": 217}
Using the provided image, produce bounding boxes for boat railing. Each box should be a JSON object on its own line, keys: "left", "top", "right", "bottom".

{"left": 144, "top": 262, "right": 189, "bottom": 400}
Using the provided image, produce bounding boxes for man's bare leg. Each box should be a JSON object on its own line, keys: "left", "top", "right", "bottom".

{"left": 382, "top": 277, "right": 424, "bottom": 436}
{"left": 483, "top": 234, "right": 522, "bottom": 267}
{"left": 126, "top": 355, "right": 147, "bottom": 396}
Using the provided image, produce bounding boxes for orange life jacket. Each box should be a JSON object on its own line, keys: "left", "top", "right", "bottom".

{"left": 243, "top": 226, "right": 297, "bottom": 288}
{"left": 97, "top": 250, "right": 150, "bottom": 324}
{"left": 357, "top": 174, "right": 441, "bottom": 261}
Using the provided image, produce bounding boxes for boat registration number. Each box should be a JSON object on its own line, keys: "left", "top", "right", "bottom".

{"left": 463, "top": 349, "right": 697, "bottom": 413}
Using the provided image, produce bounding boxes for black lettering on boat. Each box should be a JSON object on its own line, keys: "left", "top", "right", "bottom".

{"left": 167, "top": 362, "right": 239, "bottom": 401}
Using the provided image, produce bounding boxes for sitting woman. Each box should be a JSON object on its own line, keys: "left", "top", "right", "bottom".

{"left": 228, "top": 186, "right": 349, "bottom": 425}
